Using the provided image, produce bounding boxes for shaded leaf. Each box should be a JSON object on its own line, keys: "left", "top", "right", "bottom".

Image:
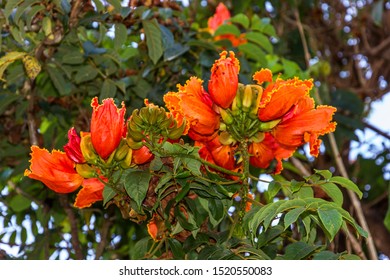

{"left": 284, "top": 207, "right": 306, "bottom": 230}
{"left": 142, "top": 19, "right": 163, "bottom": 64}
{"left": 122, "top": 170, "right": 152, "bottom": 210}
{"left": 283, "top": 241, "right": 322, "bottom": 260}
{"left": 102, "top": 185, "right": 116, "bottom": 206}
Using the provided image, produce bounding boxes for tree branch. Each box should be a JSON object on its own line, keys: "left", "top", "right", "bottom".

{"left": 58, "top": 195, "right": 84, "bottom": 259}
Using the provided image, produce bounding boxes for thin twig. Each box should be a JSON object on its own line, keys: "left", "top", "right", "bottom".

{"left": 95, "top": 215, "right": 114, "bottom": 260}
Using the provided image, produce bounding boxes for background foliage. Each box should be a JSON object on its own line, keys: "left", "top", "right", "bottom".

{"left": 0, "top": 0, "right": 389, "bottom": 259}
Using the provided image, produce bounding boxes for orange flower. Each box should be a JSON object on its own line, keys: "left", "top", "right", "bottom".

{"left": 74, "top": 177, "right": 106, "bottom": 208}
{"left": 164, "top": 77, "right": 220, "bottom": 141}
{"left": 64, "top": 127, "right": 85, "bottom": 164}
{"left": 273, "top": 101, "right": 337, "bottom": 157}
{"left": 208, "top": 51, "right": 240, "bottom": 109}
{"left": 196, "top": 136, "right": 236, "bottom": 171}
{"left": 249, "top": 133, "right": 295, "bottom": 174}
{"left": 207, "top": 3, "right": 247, "bottom": 47}
{"left": 208, "top": 3, "right": 231, "bottom": 32}
{"left": 90, "top": 97, "right": 126, "bottom": 159}
{"left": 24, "top": 146, "right": 84, "bottom": 193}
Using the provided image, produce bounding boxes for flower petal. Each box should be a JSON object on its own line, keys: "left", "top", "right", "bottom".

{"left": 24, "top": 146, "right": 83, "bottom": 193}
{"left": 259, "top": 77, "right": 313, "bottom": 121}
{"left": 273, "top": 105, "right": 337, "bottom": 150}
{"left": 164, "top": 77, "right": 220, "bottom": 141}
{"left": 64, "top": 127, "right": 85, "bottom": 164}
{"left": 74, "top": 177, "right": 105, "bottom": 208}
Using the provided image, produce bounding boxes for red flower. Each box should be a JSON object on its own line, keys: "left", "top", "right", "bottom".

{"left": 90, "top": 97, "right": 126, "bottom": 159}
{"left": 74, "top": 177, "right": 106, "bottom": 208}
{"left": 24, "top": 146, "right": 83, "bottom": 193}
{"left": 208, "top": 51, "right": 240, "bottom": 109}
{"left": 64, "top": 127, "right": 85, "bottom": 164}
{"left": 164, "top": 77, "right": 220, "bottom": 141}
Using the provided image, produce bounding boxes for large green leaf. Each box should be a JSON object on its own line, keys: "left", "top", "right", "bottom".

{"left": 122, "top": 169, "right": 152, "bottom": 210}
{"left": 74, "top": 65, "right": 99, "bottom": 84}
{"left": 319, "top": 182, "right": 343, "bottom": 206}
{"left": 284, "top": 207, "right": 306, "bottom": 230}
{"left": 318, "top": 207, "right": 343, "bottom": 241}
{"left": 114, "top": 23, "right": 127, "bottom": 50}
{"left": 142, "top": 19, "right": 163, "bottom": 64}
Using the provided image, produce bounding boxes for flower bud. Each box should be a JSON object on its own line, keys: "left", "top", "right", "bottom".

{"left": 259, "top": 119, "right": 282, "bottom": 131}
{"left": 120, "top": 147, "right": 133, "bottom": 169}
{"left": 114, "top": 139, "right": 130, "bottom": 162}
{"left": 80, "top": 133, "right": 98, "bottom": 164}
{"left": 219, "top": 108, "right": 234, "bottom": 125}
{"left": 75, "top": 163, "right": 96, "bottom": 178}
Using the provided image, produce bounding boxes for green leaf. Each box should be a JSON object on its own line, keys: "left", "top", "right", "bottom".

{"left": 114, "top": 23, "right": 127, "bottom": 50}
{"left": 238, "top": 42, "right": 266, "bottom": 65}
{"left": 314, "top": 169, "right": 332, "bottom": 180}
{"left": 26, "top": 4, "right": 45, "bottom": 29}
{"left": 312, "top": 251, "right": 339, "bottom": 260}
{"left": 100, "top": 79, "right": 117, "bottom": 99}
{"left": 107, "top": 0, "right": 122, "bottom": 12}
{"left": 62, "top": 51, "right": 85, "bottom": 65}
{"left": 74, "top": 65, "right": 99, "bottom": 84}
{"left": 329, "top": 176, "right": 362, "bottom": 199}
{"left": 122, "top": 170, "right": 152, "bottom": 210}
{"left": 208, "top": 199, "right": 225, "bottom": 227}
{"left": 266, "top": 181, "right": 281, "bottom": 202}
{"left": 4, "top": 0, "right": 23, "bottom": 19}
{"left": 214, "top": 24, "right": 241, "bottom": 37}
{"left": 47, "top": 66, "right": 72, "bottom": 96}
{"left": 142, "top": 19, "right": 163, "bottom": 64}
{"left": 247, "top": 200, "right": 285, "bottom": 232}
{"left": 264, "top": 199, "right": 306, "bottom": 229}
{"left": 132, "top": 237, "right": 151, "bottom": 259}
{"left": 149, "top": 157, "right": 163, "bottom": 171}
{"left": 318, "top": 207, "right": 343, "bottom": 241}
{"left": 245, "top": 31, "right": 273, "bottom": 53}
{"left": 102, "top": 185, "right": 116, "bottom": 206}
{"left": 230, "top": 13, "right": 249, "bottom": 28}
{"left": 283, "top": 241, "right": 322, "bottom": 260}
{"left": 168, "top": 238, "right": 185, "bottom": 259}
{"left": 284, "top": 207, "right": 306, "bottom": 230}
{"left": 8, "top": 195, "right": 31, "bottom": 212}
{"left": 319, "top": 182, "right": 343, "bottom": 206}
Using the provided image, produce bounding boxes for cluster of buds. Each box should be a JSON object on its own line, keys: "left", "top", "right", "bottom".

{"left": 127, "top": 103, "right": 187, "bottom": 149}
{"left": 218, "top": 84, "right": 281, "bottom": 146}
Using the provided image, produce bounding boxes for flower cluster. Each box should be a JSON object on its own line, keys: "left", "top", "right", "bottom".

{"left": 164, "top": 51, "right": 336, "bottom": 174}
{"left": 25, "top": 50, "right": 336, "bottom": 212}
